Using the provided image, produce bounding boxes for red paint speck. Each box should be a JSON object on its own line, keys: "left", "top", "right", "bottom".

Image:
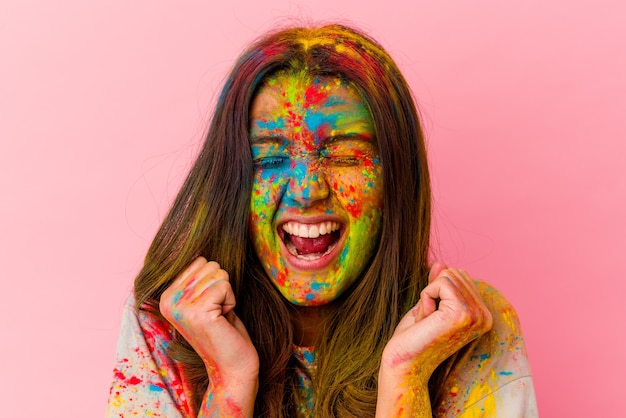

{"left": 128, "top": 376, "right": 142, "bottom": 385}
{"left": 276, "top": 271, "right": 287, "bottom": 286}
{"left": 346, "top": 202, "right": 361, "bottom": 217}
{"left": 304, "top": 85, "right": 328, "bottom": 108}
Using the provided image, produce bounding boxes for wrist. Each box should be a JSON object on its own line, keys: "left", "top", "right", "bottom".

{"left": 378, "top": 355, "right": 431, "bottom": 394}
{"left": 380, "top": 344, "right": 439, "bottom": 383}
{"left": 376, "top": 368, "right": 432, "bottom": 418}
{"left": 207, "top": 371, "right": 259, "bottom": 399}
{"left": 204, "top": 359, "right": 259, "bottom": 388}
{"left": 376, "top": 351, "right": 433, "bottom": 417}
{"left": 200, "top": 377, "right": 258, "bottom": 418}
{"left": 201, "top": 363, "right": 258, "bottom": 416}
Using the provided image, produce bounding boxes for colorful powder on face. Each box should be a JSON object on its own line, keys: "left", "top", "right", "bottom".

{"left": 248, "top": 71, "right": 383, "bottom": 306}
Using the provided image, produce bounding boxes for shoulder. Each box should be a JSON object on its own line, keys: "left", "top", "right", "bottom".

{"left": 474, "top": 281, "right": 523, "bottom": 341}
{"left": 115, "top": 294, "right": 175, "bottom": 354}
{"left": 471, "top": 280, "right": 530, "bottom": 374}
{"left": 432, "top": 280, "right": 538, "bottom": 417}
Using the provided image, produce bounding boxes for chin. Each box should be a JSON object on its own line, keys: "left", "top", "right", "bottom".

{"left": 278, "top": 280, "right": 349, "bottom": 307}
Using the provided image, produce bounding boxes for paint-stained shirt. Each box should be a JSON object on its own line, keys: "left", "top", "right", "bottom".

{"left": 106, "top": 282, "right": 538, "bottom": 417}
{"left": 430, "top": 282, "right": 538, "bottom": 417}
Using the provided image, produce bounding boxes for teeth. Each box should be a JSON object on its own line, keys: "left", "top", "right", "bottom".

{"left": 282, "top": 221, "right": 340, "bottom": 238}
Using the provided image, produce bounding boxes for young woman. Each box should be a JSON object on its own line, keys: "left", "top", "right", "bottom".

{"left": 107, "top": 24, "right": 538, "bottom": 417}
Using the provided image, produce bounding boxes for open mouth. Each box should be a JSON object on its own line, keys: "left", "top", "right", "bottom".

{"left": 279, "top": 221, "right": 343, "bottom": 261}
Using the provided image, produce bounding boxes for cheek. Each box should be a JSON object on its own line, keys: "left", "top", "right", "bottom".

{"left": 251, "top": 172, "right": 286, "bottom": 215}
{"left": 250, "top": 176, "right": 281, "bottom": 256}
{"left": 330, "top": 167, "right": 384, "bottom": 218}
{"left": 250, "top": 171, "right": 291, "bottom": 253}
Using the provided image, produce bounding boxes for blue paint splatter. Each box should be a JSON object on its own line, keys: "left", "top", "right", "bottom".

{"left": 172, "top": 290, "right": 183, "bottom": 304}
{"left": 310, "top": 281, "right": 329, "bottom": 291}
{"left": 303, "top": 349, "right": 316, "bottom": 364}
{"left": 257, "top": 118, "right": 285, "bottom": 131}
{"left": 172, "top": 290, "right": 184, "bottom": 321}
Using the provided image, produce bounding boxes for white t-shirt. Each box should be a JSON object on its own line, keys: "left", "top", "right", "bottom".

{"left": 106, "top": 282, "right": 538, "bottom": 417}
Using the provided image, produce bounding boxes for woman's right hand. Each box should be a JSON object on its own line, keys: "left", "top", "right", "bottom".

{"left": 160, "top": 257, "right": 259, "bottom": 417}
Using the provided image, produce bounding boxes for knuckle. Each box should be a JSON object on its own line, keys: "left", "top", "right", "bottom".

{"left": 446, "top": 267, "right": 459, "bottom": 277}
{"left": 215, "top": 268, "right": 230, "bottom": 281}
{"left": 206, "top": 260, "right": 221, "bottom": 270}
{"left": 459, "top": 310, "right": 473, "bottom": 326}
{"left": 159, "top": 297, "right": 172, "bottom": 320}
{"left": 483, "top": 309, "right": 494, "bottom": 331}
{"left": 159, "top": 288, "right": 170, "bottom": 305}
{"left": 440, "top": 267, "right": 452, "bottom": 277}
{"left": 212, "top": 278, "right": 232, "bottom": 292}
{"left": 470, "top": 307, "right": 493, "bottom": 335}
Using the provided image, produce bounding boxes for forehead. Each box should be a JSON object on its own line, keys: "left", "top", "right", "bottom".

{"left": 249, "top": 72, "right": 366, "bottom": 119}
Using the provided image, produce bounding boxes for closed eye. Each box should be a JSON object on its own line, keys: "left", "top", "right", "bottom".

{"left": 254, "top": 156, "right": 289, "bottom": 169}
{"left": 323, "top": 155, "right": 361, "bottom": 166}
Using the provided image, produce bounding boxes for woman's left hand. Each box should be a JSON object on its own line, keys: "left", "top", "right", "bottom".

{"left": 376, "top": 263, "right": 493, "bottom": 416}
{"left": 383, "top": 262, "right": 493, "bottom": 379}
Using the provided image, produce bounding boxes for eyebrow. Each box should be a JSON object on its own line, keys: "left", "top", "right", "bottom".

{"left": 249, "top": 135, "right": 287, "bottom": 145}
{"left": 249, "top": 133, "right": 375, "bottom": 146}
{"left": 324, "top": 133, "right": 375, "bottom": 144}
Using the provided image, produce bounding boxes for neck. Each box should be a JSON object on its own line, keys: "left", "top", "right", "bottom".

{"left": 290, "top": 304, "right": 332, "bottom": 347}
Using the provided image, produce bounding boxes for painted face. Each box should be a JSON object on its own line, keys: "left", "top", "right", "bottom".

{"left": 248, "top": 72, "right": 383, "bottom": 306}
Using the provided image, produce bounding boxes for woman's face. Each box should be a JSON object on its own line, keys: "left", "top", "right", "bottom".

{"left": 248, "top": 72, "right": 383, "bottom": 306}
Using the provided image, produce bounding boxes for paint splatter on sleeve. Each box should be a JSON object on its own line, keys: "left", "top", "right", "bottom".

{"left": 432, "top": 282, "right": 539, "bottom": 417}
{"left": 106, "top": 295, "right": 196, "bottom": 417}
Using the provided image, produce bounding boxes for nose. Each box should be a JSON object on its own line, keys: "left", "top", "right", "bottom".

{"left": 285, "top": 159, "right": 330, "bottom": 207}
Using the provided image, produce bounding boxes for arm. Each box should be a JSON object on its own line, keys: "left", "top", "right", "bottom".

{"left": 376, "top": 263, "right": 493, "bottom": 417}
{"left": 106, "top": 296, "right": 190, "bottom": 417}
{"left": 376, "top": 367, "right": 432, "bottom": 418}
{"left": 160, "top": 257, "right": 259, "bottom": 417}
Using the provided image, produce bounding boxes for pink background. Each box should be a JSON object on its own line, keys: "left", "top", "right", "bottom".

{"left": 2, "top": 0, "right": 624, "bottom": 416}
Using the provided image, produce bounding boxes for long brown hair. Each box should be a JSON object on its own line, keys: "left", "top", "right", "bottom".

{"left": 134, "top": 24, "right": 433, "bottom": 416}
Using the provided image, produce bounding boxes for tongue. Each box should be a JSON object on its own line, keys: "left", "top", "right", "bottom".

{"left": 289, "top": 233, "right": 338, "bottom": 255}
